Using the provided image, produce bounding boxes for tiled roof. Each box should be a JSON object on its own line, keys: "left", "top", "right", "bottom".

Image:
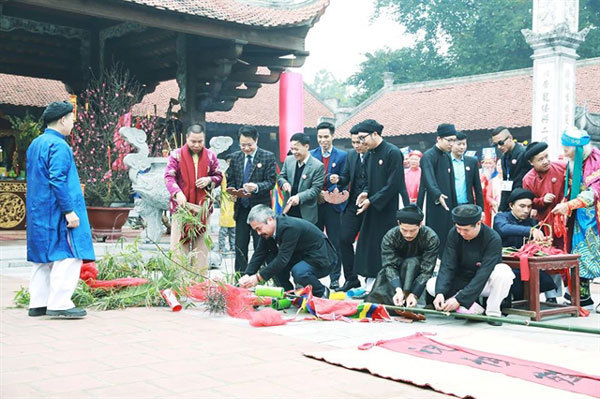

{"left": 336, "top": 59, "right": 600, "bottom": 138}
{"left": 0, "top": 72, "right": 333, "bottom": 128}
{"left": 119, "top": 0, "right": 329, "bottom": 27}
{"left": 134, "top": 77, "right": 334, "bottom": 128}
{"left": 0, "top": 73, "right": 69, "bottom": 108}
{"left": 132, "top": 80, "right": 181, "bottom": 117}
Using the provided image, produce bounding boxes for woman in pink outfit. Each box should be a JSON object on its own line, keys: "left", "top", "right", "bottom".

{"left": 404, "top": 150, "right": 422, "bottom": 204}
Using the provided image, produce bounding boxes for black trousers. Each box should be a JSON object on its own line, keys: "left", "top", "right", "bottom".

{"left": 272, "top": 259, "right": 334, "bottom": 298}
{"left": 234, "top": 205, "right": 260, "bottom": 273}
{"left": 339, "top": 208, "right": 363, "bottom": 283}
{"left": 316, "top": 203, "right": 342, "bottom": 284}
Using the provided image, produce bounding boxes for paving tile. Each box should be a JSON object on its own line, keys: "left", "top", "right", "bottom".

{"left": 30, "top": 373, "right": 111, "bottom": 394}
{"left": 2, "top": 268, "right": 599, "bottom": 398}
{"left": 0, "top": 382, "right": 43, "bottom": 397}
{"left": 86, "top": 381, "right": 170, "bottom": 398}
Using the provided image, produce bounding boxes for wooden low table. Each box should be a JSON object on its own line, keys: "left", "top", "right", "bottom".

{"left": 502, "top": 254, "right": 580, "bottom": 321}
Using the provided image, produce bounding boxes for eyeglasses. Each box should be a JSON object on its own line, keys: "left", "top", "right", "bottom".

{"left": 443, "top": 137, "right": 456, "bottom": 143}
{"left": 493, "top": 136, "right": 511, "bottom": 147}
{"left": 357, "top": 133, "right": 372, "bottom": 142}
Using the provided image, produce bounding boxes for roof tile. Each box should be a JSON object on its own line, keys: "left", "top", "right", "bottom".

{"left": 134, "top": 78, "right": 333, "bottom": 127}
{"left": 0, "top": 73, "right": 69, "bottom": 108}
{"left": 336, "top": 61, "right": 600, "bottom": 138}
{"left": 120, "top": 0, "right": 330, "bottom": 27}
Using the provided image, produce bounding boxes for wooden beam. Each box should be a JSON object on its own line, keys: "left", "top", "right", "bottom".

{"left": 242, "top": 54, "right": 308, "bottom": 68}
{"left": 229, "top": 69, "right": 282, "bottom": 84}
{"left": 0, "top": 40, "right": 73, "bottom": 60}
{"left": 1, "top": 53, "right": 73, "bottom": 70}
{"left": 195, "top": 59, "right": 236, "bottom": 80}
{"left": 17, "top": 0, "right": 308, "bottom": 51}
{"left": 219, "top": 85, "right": 260, "bottom": 99}
{"left": 0, "top": 30, "right": 79, "bottom": 50}
{"left": 112, "top": 37, "right": 176, "bottom": 56}
{"left": 204, "top": 100, "right": 235, "bottom": 112}
{"left": 111, "top": 30, "right": 176, "bottom": 49}
{"left": 0, "top": 63, "right": 72, "bottom": 81}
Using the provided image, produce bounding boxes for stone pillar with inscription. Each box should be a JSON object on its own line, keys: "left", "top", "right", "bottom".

{"left": 522, "top": 0, "right": 591, "bottom": 159}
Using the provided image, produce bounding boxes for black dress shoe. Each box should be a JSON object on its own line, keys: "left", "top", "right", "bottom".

{"left": 28, "top": 307, "right": 47, "bottom": 317}
{"left": 339, "top": 280, "right": 361, "bottom": 292}
{"left": 487, "top": 320, "right": 503, "bottom": 327}
{"left": 329, "top": 281, "right": 340, "bottom": 291}
{"left": 46, "top": 307, "right": 87, "bottom": 319}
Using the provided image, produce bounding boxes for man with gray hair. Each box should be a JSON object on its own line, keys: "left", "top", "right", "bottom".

{"left": 238, "top": 205, "right": 337, "bottom": 298}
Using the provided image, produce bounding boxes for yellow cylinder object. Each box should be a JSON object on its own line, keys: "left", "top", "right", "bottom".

{"left": 329, "top": 291, "right": 346, "bottom": 300}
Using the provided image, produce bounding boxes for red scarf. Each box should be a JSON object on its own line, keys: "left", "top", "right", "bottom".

{"left": 180, "top": 144, "right": 211, "bottom": 242}
{"left": 180, "top": 144, "right": 209, "bottom": 205}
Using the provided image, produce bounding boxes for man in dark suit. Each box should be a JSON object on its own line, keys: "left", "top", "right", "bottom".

{"left": 278, "top": 133, "right": 325, "bottom": 224}
{"left": 451, "top": 132, "right": 484, "bottom": 207}
{"left": 226, "top": 125, "right": 276, "bottom": 273}
{"left": 311, "top": 121, "right": 347, "bottom": 290}
{"left": 329, "top": 128, "right": 366, "bottom": 291}
{"left": 491, "top": 126, "right": 531, "bottom": 212}
{"left": 239, "top": 205, "right": 337, "bottom": 298}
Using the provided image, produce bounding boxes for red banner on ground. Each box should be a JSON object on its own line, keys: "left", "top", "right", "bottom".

{"left": 361, "top": 332, "right": 600, "bottom": 397}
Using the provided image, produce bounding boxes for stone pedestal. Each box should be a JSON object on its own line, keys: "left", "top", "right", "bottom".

{"left": 522, "top": 0, "right": 590, "bottom": 159}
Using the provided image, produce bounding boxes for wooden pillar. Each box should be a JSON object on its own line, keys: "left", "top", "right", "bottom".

{"left": 176, "top": 33, "right": 206, "bottom": 131}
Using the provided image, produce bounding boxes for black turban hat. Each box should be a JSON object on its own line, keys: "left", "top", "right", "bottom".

{"left": 396, "top": 205, "right": 424, "bottom": 225}
{"left": 451, "top": 204, "right": 482, "bottom": 226}
{"left": 455, "top": 131, "right": 467, "bottom": 141}
{"left": 524, "top": 141, "right": 548, "bottom": 161}
{"left": 42, "top": 101, "right": 73, "bottom": 124}
{"left": 352, "top": 119, "right": 383, "bottom": 135}
{"left": 437, "top": 123, "right": 457, "bottom": 137}
{"left": 508, "top": 188, "right": 535, "bottom": 204}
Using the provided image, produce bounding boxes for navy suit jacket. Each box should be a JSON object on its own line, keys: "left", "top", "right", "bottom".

{"left": 310, "top": 146, "right": 348, "bottom": 213}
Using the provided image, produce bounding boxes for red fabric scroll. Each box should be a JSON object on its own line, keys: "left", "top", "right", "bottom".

{"left": 361, "top": 332, "right": 600, "bottom": 398}
{"left": 80, "top": 262, "right": 148, "bottom": 289}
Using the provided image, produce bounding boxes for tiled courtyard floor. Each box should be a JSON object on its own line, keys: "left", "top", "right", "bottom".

{"left": 1, "top": 237, "right": 599, "bottom": 398}
{"left": 1, "top": 274, "right": 452, "bottom": 398}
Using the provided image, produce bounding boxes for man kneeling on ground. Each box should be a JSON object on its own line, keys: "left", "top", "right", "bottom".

{"left": 426, "top": 204, "right": 515, "bottom": 325}
{"left": 366, "top": 205, "right": 439, "bottom": 306}
{"left": 239, "top": 205, "right": 337, "bottom": 298}
{"left": 493, "top": 188, "right": 559, "bottom": 303}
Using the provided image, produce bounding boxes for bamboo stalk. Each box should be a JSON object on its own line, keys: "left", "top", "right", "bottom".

{"left": 384, "top": 305, "right": 600, "bottom": 335}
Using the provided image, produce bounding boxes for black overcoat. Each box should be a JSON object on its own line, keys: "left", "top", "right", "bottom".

{"left": 354, "top": 141, "right": 409, "bottom": 277}
{"left": 417, "top": 146, "right": 457, "bottom": 256}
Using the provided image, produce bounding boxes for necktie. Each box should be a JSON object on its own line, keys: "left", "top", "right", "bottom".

{"left": 243, "top": 155, "right": 252, "bottom": 183}
{"left": 241, "top": 155, "right": 252, "bottom": 207}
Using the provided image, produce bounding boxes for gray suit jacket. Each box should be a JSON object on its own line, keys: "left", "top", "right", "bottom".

{"left": 278, "top": 154, "right": 325, "bottom": 224}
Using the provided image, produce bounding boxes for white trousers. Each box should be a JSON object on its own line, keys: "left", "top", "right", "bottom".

{"left": 29, "top": 258, "right": 82, "bottom": 310}
{"left": 426, "top": 263, "right": 515, "bottom": 317}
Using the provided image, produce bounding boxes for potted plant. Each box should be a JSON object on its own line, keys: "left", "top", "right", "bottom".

{"left": 72, "top": 64, "right": 143, "bottom": 241}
